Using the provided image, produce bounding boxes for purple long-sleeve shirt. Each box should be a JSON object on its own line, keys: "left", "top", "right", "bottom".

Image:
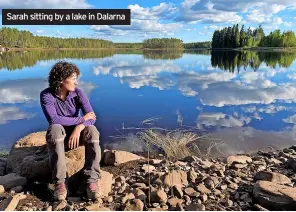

{"left": 40, "top": 87, "right": 95, "bottom": 127}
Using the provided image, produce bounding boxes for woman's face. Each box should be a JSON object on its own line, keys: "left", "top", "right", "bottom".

{"left": 61, "top": 72, "right": 78, "bottom": 92}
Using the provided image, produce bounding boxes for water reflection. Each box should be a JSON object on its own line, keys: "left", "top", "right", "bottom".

{"left": 211, "top": 50, "right": 296, "bottom": 72}
{"left": 1, "top": 49, "right": 296, "bottom": 71}
{"left": 0, "top": 50, "right": 296, "bottom": 156}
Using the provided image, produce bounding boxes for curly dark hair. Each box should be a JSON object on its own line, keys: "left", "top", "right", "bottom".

{"left": 48, "top": 61, "right": 80, "bottom": 94}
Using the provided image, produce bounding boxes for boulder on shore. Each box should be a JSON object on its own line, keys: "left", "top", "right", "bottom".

{"left": 6, "top": 132, "right": 85, "bottom": 180}
{"left": 103, "top": 149, "right": 144, "bottom": 166}
{"left": 6, "top": 131, "right": 114, "bottom": 197}
{"left": 253, "top": 181, "right": 296, "bottom": 210}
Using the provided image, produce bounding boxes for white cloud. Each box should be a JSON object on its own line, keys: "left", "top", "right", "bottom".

{"left": 56, "top": 30, "right": 71, "bottom": 38}
{"left": 90, "top": 2, "right": 181, "bottom": 38}
{"left": 196, "top": 112, "right": 251, "bottom": 128}
{"left": 91, "top": 20, "right": 182, "bottom": 38}
{"left": 0, "top": 78, "right": 95, "bottom": 104}
{"left": 210, "top": 126, "right": 296, "bottom": 156}
{"left": 283, "top": 114, "right": 296, "bottom": 124}
{"left": 288, "top": 73, "right": 296, "bottom": 80}
{"left": 92, "top": 56, "right": 181, "bottom": 90}
{"left": 246, "top": 9, "right": 266, "bottom": 23}
{"left": 175, "top": 0, "right": 294, "bottom": 27}
{"left": 0, "top": 106, "right": 35, "bottom": 124}
{"left": 197, "top": 81, "right": 296, "bottom": 107}
{"left": 204, "top": 25, "right": 225, "bottom": 30}
{"left": 252, "top": 112, "right": 263, "bottom": 120}
{"left": 0, "top": 0, "right": 91, "bottom": 9}
{"left": 242, "top": 106, "right": 257, "bottom": 113}
{"left": 128, "top": 3, "right": 177, "bottom": 20}
{"left": 258, "top": 105, "right": 290, "bottom": 114}
{"left": 273, "top": 16, "right": 283, "bottom": 25}
{"left": 92, "top": 55, "right": 296, "bottom": 108}
{"left": 284, "top": 21, "right": 293, "bottom": 27}
{"left": 36, "top": 30, "right": 45, "bottom": 34}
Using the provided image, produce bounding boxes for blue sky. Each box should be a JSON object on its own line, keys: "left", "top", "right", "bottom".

{"left": 0, "top": 0, "right": 296, "bottom": 42}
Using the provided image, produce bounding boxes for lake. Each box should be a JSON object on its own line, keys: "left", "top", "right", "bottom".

{"left": 0, "top": 49, "right": 296, "bottom": 156}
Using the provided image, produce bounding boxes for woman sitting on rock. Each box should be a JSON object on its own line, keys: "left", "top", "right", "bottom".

{"left": 40, "top": 61, "right": 101, "bottom": 201}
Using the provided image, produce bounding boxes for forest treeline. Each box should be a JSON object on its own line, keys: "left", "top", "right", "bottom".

{"left": 183, "top": 41, "right": 211, "bottom": 49}
{"left": 1, "top": 26, "right": 296, "bottom": 49}
{"left": 212, "top": 24, "right": 296, "bottom": 48}
{"left": 142, "top": 38, "right": 183, "bottom": 49}
{"left": 0, "top": 27, "right": 114, "bottom": 48}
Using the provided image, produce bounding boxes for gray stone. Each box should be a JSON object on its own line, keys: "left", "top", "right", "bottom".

{"left": 103, "top": 150, "right": 144, "bottom": 166}
{"left": 151, "top": 190, "right": 167, "bottom": 203}
{"left": 172, "top": 185, "right": 183, "bottom": 198}
{"left": 167, "top": 198, "right": 184, "bottom": 207}
{"left": 185, "top": 203, "right": 205, "bottom": 211}
{"left": 197, "top": 184, "right": 211, "bottom": 194}
{"left": 0, "top": 194, "right": 26, "bottom": 211}
{"left": 124, "top": 199, "right": 144, "bottom": 211}
{"left": 0, "top": 173, "right": 27, "bottom": 190}
{"left": 184, "top": 187, "right": 200, "bottom": 197}
{"left": 254, "top": 171, "right": 291, "bottom": 184}
{"left": 253, "top": 181, "right": 296, "bottom": 210}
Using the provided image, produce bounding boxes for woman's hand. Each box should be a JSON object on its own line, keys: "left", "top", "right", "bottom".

{"left": 83, "top": 112, "right": 96, "bottom": 121}
{"left": 68, "top": 124, "right": 84, "bottom": 149}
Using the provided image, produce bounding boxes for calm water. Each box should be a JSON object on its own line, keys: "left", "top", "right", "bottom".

{"left": 1, "top": 49, "right": 296, "bottom": 156}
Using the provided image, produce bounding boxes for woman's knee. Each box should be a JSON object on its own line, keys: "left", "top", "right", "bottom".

{"left": 46, "top": 124, "right": 66, "bottom": 143}
{"left": 83, "top": 125, "right": 100, "bottom": 141}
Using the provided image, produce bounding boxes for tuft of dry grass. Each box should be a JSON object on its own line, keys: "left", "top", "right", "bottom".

{"left": 110, "top": 116, "right": 225, "bottom": 161}
{"left": 137, "top": 129, "right": 199, "bottom": 160}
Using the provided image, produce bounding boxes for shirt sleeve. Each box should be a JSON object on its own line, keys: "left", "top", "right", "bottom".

{"left": 40, "top": 91, "right": 85, "bottom": 126}
{"left": 77, "top": 88, "right": 96, "bottom": 127}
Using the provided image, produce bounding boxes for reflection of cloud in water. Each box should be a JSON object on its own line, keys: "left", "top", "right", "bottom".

{"left": 210, "top": 127, "right": 296, "bottom": 156}
{"left": 197, "top": 81, "right": 296, "bottom": 107}
{"left": 288, "top": 73, "right": 296, "bottom": 80}
{"left": 196, "top": 113, "right": 251, "bottom": 128}
{"left": 92, "top": 57, "right": 296, "bottom": 107}
{"left": 242, "top": 105, "right": 295, "bottom": 119}
{"left": 93, "top": 57, "right": 180, "bottom": 77}
{"left": 176, "top": 110, "right": 183, "bottom": 126}
{"left": 283, "top": 114, "right": 296, "bottom": 124}
{"left": 0, "top": 106, "right": 35, "bottom": 124}
{"left": 0, "top": 79, "right": 47, "bottom": 103}
{"left": 120, "top": 75, "right": 174, "bottom": 90}
{"left": 0, "top": 79, "right": 96, "bottom": 104}
{"left": 103, "top": 133, "right": 147, "bottom": 153}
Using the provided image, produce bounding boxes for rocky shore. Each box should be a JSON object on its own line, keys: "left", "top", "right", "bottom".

{"left": 1, "top": 132, "right": 296, "bottom": 211}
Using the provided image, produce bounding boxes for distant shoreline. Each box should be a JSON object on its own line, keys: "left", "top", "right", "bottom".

{"left": 3, "top": 47, "right": 296, "bottom": 52}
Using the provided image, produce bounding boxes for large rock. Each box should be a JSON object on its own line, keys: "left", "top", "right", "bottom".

{"left": 0, "top": 173, "right": 27, "bottom": 190}
{"left": 124, "top": 199, "right": 144, "bottom": 211}
{"left": 150, "top": 190, "right": 167, "bottom": 203}
{"left": 226, "top": 155, "right": 252, "bottom": 165}
{"left": 6, "top": 132, "right": 114, "bottom": 197}
{"left": 98, "top": 170, "right": 114, "bottom": 197}
{"left": 161, "top": 170, "right": 188, "bottom": 188}
{"left": 0, "top": 194, "right": 26, "bottom": 211}
{"left": 68, "top": 169, "right": 114, "bottom": 198}
{"left": 254, "top": 171, "right": 291, "bottom": 184}
{"left": 103, "top": 150, "right": 144, "bottom": 166}
{"left": 287, "top": 158, "right": 296, "bottom": 172}
{"left": 253, "top": 181, "right": 296, "bottom": 210}
{"left": 6, "top": 132, "right": 85, "bottom": 179}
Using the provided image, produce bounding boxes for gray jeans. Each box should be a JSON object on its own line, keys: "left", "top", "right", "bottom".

{"left": 46, "top": 124, "right": 101, "bottom": 184}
